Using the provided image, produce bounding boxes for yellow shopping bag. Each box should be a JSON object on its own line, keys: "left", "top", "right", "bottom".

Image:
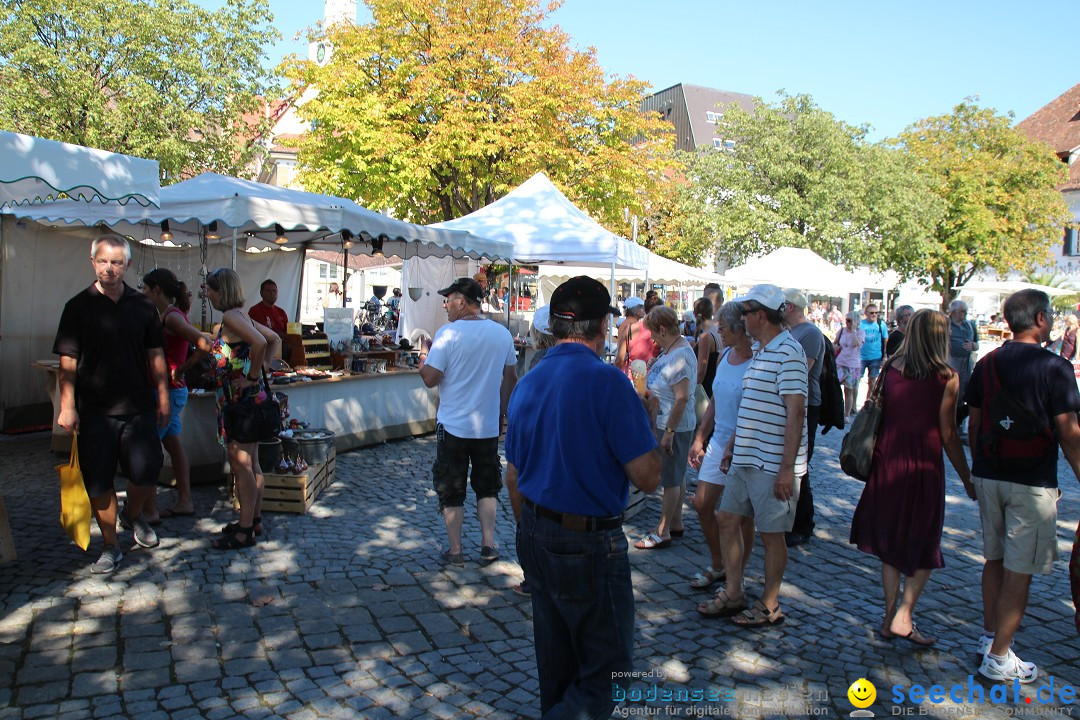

{"left": 57, "top": 433, "right": 91, "bottom": 551}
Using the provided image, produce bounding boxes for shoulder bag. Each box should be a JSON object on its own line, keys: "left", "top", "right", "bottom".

{"left": 222, "top": 369, "right": 283, "bottom": 444}
{"left": 839, "top": 359, "right": 892, "bottom": 482}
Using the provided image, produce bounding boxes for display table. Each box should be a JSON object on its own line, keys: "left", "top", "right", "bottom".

{"left": 33, "top": 362, "right": 438, "bottom": 482}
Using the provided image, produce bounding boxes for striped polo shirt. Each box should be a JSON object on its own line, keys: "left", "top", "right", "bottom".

{"left": 732, "top": 330, "right": 808, "bottom": 475}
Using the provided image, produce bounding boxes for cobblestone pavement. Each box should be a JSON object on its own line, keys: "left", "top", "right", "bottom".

{"left": 1, "top": 424, "right": 1079, "bottom": 720}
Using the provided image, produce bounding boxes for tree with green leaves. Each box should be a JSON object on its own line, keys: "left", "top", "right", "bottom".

{"left": 282, "top": 0, "right": 674, "bottom": 228}
{"left": 678, "top": 92, "right": 942, "bottom": 270}
{"left": 896, "top": 100, "right": 1071, "bottom": 310}
{"left": 0, "top": 0, "right": 280, "bottom": 180}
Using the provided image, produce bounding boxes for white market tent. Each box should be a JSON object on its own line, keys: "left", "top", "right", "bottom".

{"left": 537, "top": 251, "right": 726, "bottom": 304}
{"left": 432, "top": 172, "right": 649, "bottom": 271}
{"left": 0, "top": 130, "right": 160, "bottom": 207}
{"left": 956, "top": 279, "right": 1075, "bottom": 297}
{"left": 402, "top": 172, "right": 651, "bottom": 342}
{"left": 725, "top": 247, "right": 863, "bottom": 296}
{"left": 1, "top": 173, "right": 511, "bottom": 427}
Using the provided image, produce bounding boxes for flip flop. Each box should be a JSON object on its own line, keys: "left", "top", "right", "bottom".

{"left": 159, "top": 507, "right": 195, "bottom": 518}
{"left": 634, "top": 532, "right": 672, "bottom": 550}
{"left": 697, "top": 589, "right": 747, "bottom": 618}
{"left": 896, "top": 623, "right": 936, "bottom": 647}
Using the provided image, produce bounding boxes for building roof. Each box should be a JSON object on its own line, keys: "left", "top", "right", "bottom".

{"left": 307, "top": 249, "right": 402, "bottom": 269}
{"left": 679, "top": 84, "right": 756, "bottom": 148}
{"left": 1017, "top": 83, "right": 1080, "bottom": 191}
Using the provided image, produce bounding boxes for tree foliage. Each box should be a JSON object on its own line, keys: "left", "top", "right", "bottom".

{"left": 679, "top": 92, "right": 942, "bottom": 270}
{"left": 896, "top": 100, "right": 1071, "bottom": 309}
{"left": 283, "top": 0, "right": 674, "bottom": 228}
{"left": 0, "top": 0, "right": 280, "bottom": 180}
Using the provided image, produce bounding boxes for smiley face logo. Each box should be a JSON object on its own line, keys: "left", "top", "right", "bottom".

{"left": 847, "top": 678, "right": 876, "bottom": 708}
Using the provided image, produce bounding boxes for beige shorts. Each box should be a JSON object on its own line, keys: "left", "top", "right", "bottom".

{"left": 718, "top": 464, "right": 799, "bottom": 533}
{"left": 972, "top": 476, "right": 1060, "bottom": 575}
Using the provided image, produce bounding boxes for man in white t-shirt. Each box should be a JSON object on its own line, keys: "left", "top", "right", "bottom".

{"left": 420, "top": 277, "right": 518, "bottom": 567}
{"left": 712, "top": 284, "right": 808, "bottom": 628}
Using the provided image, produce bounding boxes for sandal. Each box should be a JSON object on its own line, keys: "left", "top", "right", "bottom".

{"left": 212, "top": 526, "right": 256, "bottom": 550}
{"left": 634, "top": 532, "right": 672, "bottom": 550}
{"left": 896, "top": 622, "right": 936, "bottom": 647}
{"left": 222, "top": 516, "right": 262, "bottom": 537}
{"left": 697, "top": 589, "right": 747, "bottom": 618}
{"left": 732, "top": 599, "right": 785, "bottom": 628}
{"left": 689, "top": 566, "right": 726, "bottom": 590}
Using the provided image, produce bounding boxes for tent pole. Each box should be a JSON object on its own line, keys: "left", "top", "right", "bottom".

{"left": 231, "top": 227, "right": 237, "bottom": 270}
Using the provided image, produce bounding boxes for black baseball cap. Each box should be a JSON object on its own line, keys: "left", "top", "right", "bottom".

{"left": 550, "top": 276, "right": 618, "bottom": 321}
{"left": 437, "top": 277, "right": 484, "bottom": 303}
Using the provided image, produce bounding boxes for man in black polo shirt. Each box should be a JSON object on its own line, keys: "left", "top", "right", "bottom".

{"left": 53, "top": 235, "right": 169, "bottom": 574}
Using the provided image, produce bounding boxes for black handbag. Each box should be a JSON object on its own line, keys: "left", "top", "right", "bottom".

{"left": 839, "top": 359, "right": 891, "bottom": 482}
{"left": 222, "top": 372, "right": 282, "bottom": 444}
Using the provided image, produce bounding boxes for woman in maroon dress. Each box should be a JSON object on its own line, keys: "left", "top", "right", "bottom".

{"left": 850, "top": 310, "right": 975, "bottom": 646}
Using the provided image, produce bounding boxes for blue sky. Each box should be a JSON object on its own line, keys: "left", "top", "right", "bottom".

{"left": 213, "top": 0, "right": 1076, "bottom": 141}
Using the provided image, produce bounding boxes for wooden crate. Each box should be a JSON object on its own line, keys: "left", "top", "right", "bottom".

{"left": 0, "top": 495, "right": 16, "bottom": 564}
{"left": 232, "top": 449, "right": 336, "bottom": 515}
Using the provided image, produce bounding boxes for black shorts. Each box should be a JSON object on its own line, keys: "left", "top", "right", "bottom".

{"left": 431, "top": 424, "right": 502, "bottom": 510}
{"left": 78, "top": 411, "right": 164, "bottom": 499}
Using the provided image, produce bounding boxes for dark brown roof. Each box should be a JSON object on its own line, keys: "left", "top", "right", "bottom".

{"left": 1017, "top": 83, "right": 1080, "bottom": 191}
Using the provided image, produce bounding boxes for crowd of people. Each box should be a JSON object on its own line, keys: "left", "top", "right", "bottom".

{"left": 52, "top": 242, "right": 1080, "bottom": 717}
{"left": 54, "top": 235, "right": 291, "bottom": 570}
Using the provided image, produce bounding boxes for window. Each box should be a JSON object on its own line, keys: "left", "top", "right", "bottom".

{"left": 330, "top": 264, "right": 338, "bottom": 278}
{"left": 713, "top": 138, "right": 723, "bottom": 148}
{"left": 723, "top": 139, "right": 736, "bottom": 150}
{"left": 319, "top": 263, "right": 327, "bottom": 278}
{"left": 706, "top": 111, "right": 719, "bottom": 124}
{"left": 1065, "top": 226, "right": 1078, "bottom": 256}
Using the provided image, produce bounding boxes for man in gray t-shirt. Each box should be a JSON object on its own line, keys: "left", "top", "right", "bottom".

{"left": 782, "top": 289, "right": 825, "bottom": 547}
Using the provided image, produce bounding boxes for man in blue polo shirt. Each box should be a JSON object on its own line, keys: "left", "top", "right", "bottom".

{"left": 858, "top": 302, "right": 888, "bottom": 400}
{"left": 505, "top": 275, "right": 660, "bottom": 719}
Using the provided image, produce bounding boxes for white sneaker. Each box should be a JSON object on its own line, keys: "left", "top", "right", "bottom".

{"left": 976, "top": 634, "right": 994, "bottom": 658}
{"left": 979, "top": 649, "right": 1038, "bottom": 683}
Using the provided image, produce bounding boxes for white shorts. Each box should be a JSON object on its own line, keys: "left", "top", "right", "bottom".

{"left": 697, "top": 438, "right": 727, "bottom": 487}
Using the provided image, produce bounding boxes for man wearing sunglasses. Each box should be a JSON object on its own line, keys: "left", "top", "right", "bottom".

{"left": 712, "top": 284, "right": 808, "bottom": 628}
{"left": 858, "top": 303, "right": 889, "bottom": 399}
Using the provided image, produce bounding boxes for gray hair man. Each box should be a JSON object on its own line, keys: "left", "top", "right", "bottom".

{"left": 781, "top": 288, "right": 824, "bottom": 547}
{"left": 948, "top": 299, "right": 979, "bottom": 433}
{"left": 966, "top": 289, "right": 1080, "bottom": 682}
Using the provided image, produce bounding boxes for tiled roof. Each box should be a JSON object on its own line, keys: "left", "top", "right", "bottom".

{"left": 1017, "top": 83, "right": 1080, "bottom": 190}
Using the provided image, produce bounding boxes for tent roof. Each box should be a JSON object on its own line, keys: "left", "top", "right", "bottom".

{"left": 956, "top": 279, "right": 1075, "bottom": 297}
{"left": 540, "top": 251, "right": 724, "bottom": 287}
{"left": 432, "top": 172, "right": 649, "bottom": 270}
{"left": 725, "top": 247, "right": 863, "bottom": 295}
{"left": 4, "top": 172, "right": 511, "bottom": 261}
{"left": 0, "top": 130, "right": 160, "bottom": 207}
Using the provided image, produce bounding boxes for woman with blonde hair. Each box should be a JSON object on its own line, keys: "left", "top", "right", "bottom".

{"left": 634, "top": 305, "right": 696, "bottom": 549}
{"left": 849, "top": 309, "right": 974, "bottom": 645}
{"left": 834, "top": 310, "right": 864, "bottom": 417}
{"left": 205, "top": 268, "right": 281, "bottom": 550}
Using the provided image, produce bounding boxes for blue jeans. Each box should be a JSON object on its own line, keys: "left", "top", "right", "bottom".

{"left": 517, "top": 504, "right": 634, "bottom": 720}
{"left": 859, "top": 357, "right": 882, "bottom": 386}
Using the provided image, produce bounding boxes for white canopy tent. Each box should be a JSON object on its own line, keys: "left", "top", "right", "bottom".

{"left": 956, "top": 279, "right": 1075, "bottom": 297}
{"left": 2, "top": 174, "right": 511, "bottom": 426}
{"left": 431, "top": 172, "right": 649, "bottom": 271}
{"left": 0, "top": 130, "right": 160, "bottom": 207}
{"left": 724, "top": 247, "right": 863, "bottom": 296}
{"left": 537, "top": 252, "right": 725, "bottom": 305}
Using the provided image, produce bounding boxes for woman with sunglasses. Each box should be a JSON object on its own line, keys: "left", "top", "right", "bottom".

{"left": 205, "top": 268, "right": 281, "bottom": 550}
{"left": 835, "top": 311, "right": 864, "bottom": 417}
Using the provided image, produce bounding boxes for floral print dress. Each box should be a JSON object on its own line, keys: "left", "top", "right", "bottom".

{"left": 211, "top": 332, "right": 272, "bottom": 446}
